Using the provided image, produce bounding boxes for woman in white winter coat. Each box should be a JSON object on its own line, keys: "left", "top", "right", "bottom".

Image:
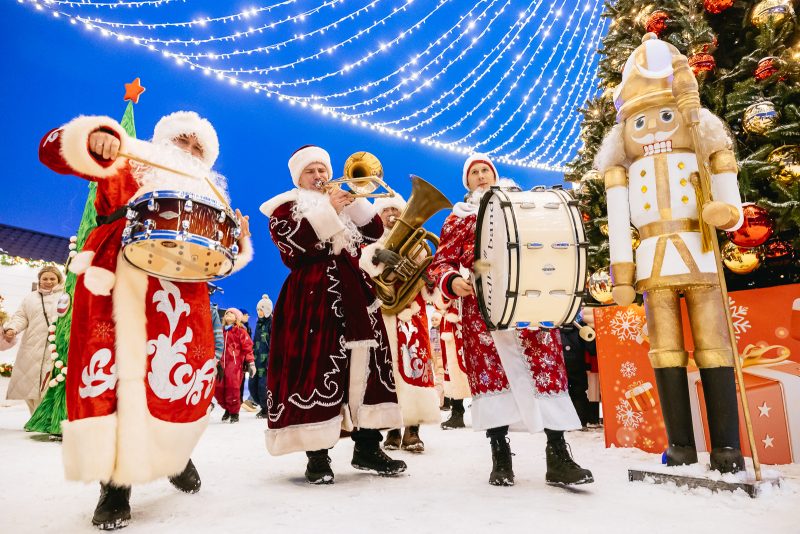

{"left": 2, "top": 265, "right": 64, "bottom": 414}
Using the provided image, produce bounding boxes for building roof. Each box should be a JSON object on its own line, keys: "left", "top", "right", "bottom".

{"left": 0, "top": 223, "right": 70, "bottom": 264}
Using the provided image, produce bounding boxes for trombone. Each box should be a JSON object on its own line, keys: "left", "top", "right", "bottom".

{"left": 318, "top": 151, "right": 396, "bottom": 199}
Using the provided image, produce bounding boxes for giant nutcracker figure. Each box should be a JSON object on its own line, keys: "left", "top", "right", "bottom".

{"left": 595, "top": 34, "right": 746, "bottom": 473}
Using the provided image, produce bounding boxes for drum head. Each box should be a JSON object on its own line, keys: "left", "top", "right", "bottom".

{"left": 475, "top": 188, "right": 516, "bottom": 330}
{"left": 123, "top": 232, "right": 234, "bottom": 282}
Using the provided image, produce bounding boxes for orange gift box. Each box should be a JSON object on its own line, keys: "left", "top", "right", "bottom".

{"left": 690, "top": 361, "right": 800, "bottom": 465}
{"left": 595, "top": 284, "right": 800, "bottom": 462}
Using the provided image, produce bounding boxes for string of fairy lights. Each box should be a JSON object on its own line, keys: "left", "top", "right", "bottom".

{"left": 20, "top": 0, "right": 609, "bottom": 172}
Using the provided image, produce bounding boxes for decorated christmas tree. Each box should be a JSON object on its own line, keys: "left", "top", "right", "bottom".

{"left": 567, "top": 0, "right": 799, "bottom": 303}
{"left": 25, "top": 82, "right": 143, "bottom": 435}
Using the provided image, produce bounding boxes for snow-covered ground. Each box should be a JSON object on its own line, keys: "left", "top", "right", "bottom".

{"left": 1, "top": 401, "right": 798, "bottom": 533}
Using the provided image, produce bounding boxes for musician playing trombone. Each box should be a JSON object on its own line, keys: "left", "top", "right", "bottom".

{"left": 428, "top": 153, "right": 594, "bottom": 487}
{"left": 259, "top": 145, "right": 406, "bottom": 485}
{"left": 38, "top": 111, "right": 253, "bottom": 530}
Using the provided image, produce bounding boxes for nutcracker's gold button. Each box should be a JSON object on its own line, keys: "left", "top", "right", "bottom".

{"left": 641, "top": 185, "right": 647, "bottom": 193}
{"left": 640, "top": 169, "right": 646, "bottom": 177}
{"left": 678, "top": 162, "right": 686, "bottom": 170}
{"left": 681, "top": 195, "right": 689, "bottom": 204}
{"left": 680, "top": 178, "right": 688, "bottom": 187}
{"left": 644, "top": 203, "right": 651, "bottom": 210}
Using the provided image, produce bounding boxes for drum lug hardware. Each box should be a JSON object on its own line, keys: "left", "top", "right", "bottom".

{"left": 125, "top": 208, "right": 137, "bottom": 220}
{"left": 549, "top": 290, "right": 568, "bottom": 296}
{"left": 523, "top": 290, "right": 542, "bottom": 297}
{"left": 143, "top": 219, "right": 155, "bottom": 238}
{"left": 531, "top": 185, "right": 547, "bottom": 192}
{"left": 505, "top": 290, "right": 518, "bottom": 298}
{"left": 500, "top": 201, "right": 514, "bottom": 208}
{"left": 544, "top": 202, "right": 560, "bottom": 209}
{"left": 526, "top": 242, "right": 543, "bottom": 249}
{"left": 578, "top": 241, "right": 590, "bottom": 248}
{"left": 567, "top": 199, "right": 580, "bottom": 207}
{"left": 147, "top": 198, "right": 158, "bottom": 212}
{"left": 231, "top": 244, "right": 240, "bottom": 256}
{"left": 519, "top": 202, "right": 536, "bottom": 209}
{"left": 216, "top": 230, "right": 224, "bottom": 241}
{"left": 507, "top": 242, "right": 519, "bottom": 250}
{"left": 184, "top": 200, "right": 193, "bottom": 213}
{"left": 233, "top": 227, "right": 242, "bottom": 239}
{"left": 217, "top": 211, "right": 226, "bottom": 223}
{"left": 181, "top": 220, "right": 190, "bottom": 230}
{"left": 551, "top": 242, "right": 570, "bottom": 250}
{"left": 552, "top": 184, "right": 564, "bottom": 190}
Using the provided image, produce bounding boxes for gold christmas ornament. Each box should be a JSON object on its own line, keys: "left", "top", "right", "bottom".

{"left": 750, "top": 0, "right": 796, "bottom": 27}
{"left": 588, "top": 268, "right": 614, "bottom": 304}
{"left": 742, "top": 101, "right": 779, "bottom": 135}
{"left": 721, "top": 241, "right": 762, "bottom": 274}
{"left": 631, "top": 226, "right": 641, "bottom": 250}
{"left": 767, "top": 145, "right": 800, "bottom": 185}
{"left": 599, "top": 223, "right": 609, "bottom": 236}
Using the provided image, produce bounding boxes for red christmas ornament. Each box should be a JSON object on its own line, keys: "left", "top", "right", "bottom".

{"left": 704, "top": 0, "right": 734, "bottom": 14}
{"left": 727, "top": 203, "right": 774, "bottom": 247}
{"left": 581, "top": 210, "right": 591, "bottom": 223}
{"left": 645, "top": 10, "right": 670, "bottom": 37}
{"left": 689, "top": 53, "right": 716, "bottom": 75}
{"left": 754, "top": 57, "right": 785, "bottom": 82}
{"left": 763, "top": 238, "right": 794, "bottom": 267}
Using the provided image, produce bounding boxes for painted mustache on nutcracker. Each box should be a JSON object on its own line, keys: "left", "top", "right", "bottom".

{"left": 633, "top": 125, "right": 679, "bottom": 156}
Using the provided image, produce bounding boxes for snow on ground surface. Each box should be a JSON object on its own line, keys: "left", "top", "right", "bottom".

{"left": 1, "top": 401, "right": 798, "bottom": 534}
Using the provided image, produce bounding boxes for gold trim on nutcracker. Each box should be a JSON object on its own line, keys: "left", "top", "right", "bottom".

{"left": 669, "top": 234, "right": 701, "bottom": 274}
{"left": 610, "top": 262, "right": 636, "bottom": 286}
{"left": 638, "top": 219, "right": 699, "bottom": 240}
{"left": 604, "top": 166, "right": 628, "bottom": 189}
{"left": 655, "top": 155, "right": 672, "bottom": 219}
{"left": 693, "top": 349, "right": 735, "bottom": 368}
{"left": 685, "top": 285, "right": 735, "bottom": 368}
{"left": 710, "top": 149, "right": 738, "bottom": 175}
{"left": 643, "top": 288, "right": 690, "bottom": 368}
{"left": 636, "top": 273, "right": 719, "bottom": 292}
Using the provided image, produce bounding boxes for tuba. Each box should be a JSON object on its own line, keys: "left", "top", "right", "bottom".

{"left": 373, "top": 175, "right": 453, "bottom": 314}
{"left": 323, "top": 151, "right": 395, "bottom": 198}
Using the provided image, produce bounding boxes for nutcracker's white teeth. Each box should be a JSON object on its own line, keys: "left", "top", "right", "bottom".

{"left": 642, "top": 140, "right": 673, "bottom": 156}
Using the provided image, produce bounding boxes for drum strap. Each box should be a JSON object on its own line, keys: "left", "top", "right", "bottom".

{"left": 96, "top": 206, "right": 128, "bottom": 226}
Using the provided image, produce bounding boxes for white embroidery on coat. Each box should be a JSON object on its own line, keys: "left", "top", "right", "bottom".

{"left": 79, "top": 348, "right": 118, "bottom": 398}
{"left": 270, "top": 215, "right": 305, "bottom": 256}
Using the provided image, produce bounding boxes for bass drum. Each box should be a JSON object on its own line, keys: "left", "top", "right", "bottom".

{"left": 475, "top": 185, "right": 587, "bottom": 330}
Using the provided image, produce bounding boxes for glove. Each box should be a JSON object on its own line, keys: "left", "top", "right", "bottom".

{"left": 248, "top": 363, "right": 257, "bottom": 377}
{"left": 216, "top": 361, "right": 224, "bottom": 380}
{"left": 373, "top": 248, "right": 402, "bottom": 268}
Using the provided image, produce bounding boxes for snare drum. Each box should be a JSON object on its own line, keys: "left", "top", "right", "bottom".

{"left": 475, "top": 185, "right": 587, "bottom": 330}
{"left": 121, "top": 190, "right": 240, "bottom": 281}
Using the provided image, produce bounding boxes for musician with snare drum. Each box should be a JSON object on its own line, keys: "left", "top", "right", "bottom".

{"left": 38, "top": 111, "right": 252, "bottom": 530}
{"left": 258, "top": 145, "right": 405, "bottom": 485}
{"left": 428, "top": 153, "right": 593, "bottom": 487}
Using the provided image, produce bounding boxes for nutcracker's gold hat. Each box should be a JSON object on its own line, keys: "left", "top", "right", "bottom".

{"left": 614, "top": 33, "right": 684, "bottom": 122}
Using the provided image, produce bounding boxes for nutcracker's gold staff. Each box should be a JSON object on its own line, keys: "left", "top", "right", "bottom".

{"left": 672, "top": 56, "right": 761, "bottom": 481}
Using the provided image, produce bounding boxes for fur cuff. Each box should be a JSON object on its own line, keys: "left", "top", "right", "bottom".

{"left": 83, "top": 266, "right": 116, "bottom": 296}
{"left": 62, "top": 415, "right": 118, "bottom": 483}
{"left": 68, "top": 250, "right": 95, "bottom": 275}
{"left": 444, "top": 312, "right": 460, "bottom": 323}
{"left": 60, "top": 115, "right": 128, "bottom": 178}
{"left": 231, "top": 236, "right": 253, "bottom": 274}
{"left": 441, "top": 332, "right": 454, "bottom": 341}
{"left": 439, "top": 271, "right": 460, "bottom": 301}
{"left": 342, "top": 197, "right": 376, "bottom": 227}
{"left": 397, "top": 301, "right": 421, "bottom": 323}
{"left": 265, "top": 416, "right": 342, "bottom": 456}
{"left": 304, "top": 200, "right": 346, "bottom": 242}
{"left": 359, "top": 241, "right": 385, "bottom": 277}
{"left": 357, "top": 402, "right": 404, "bottom": 430}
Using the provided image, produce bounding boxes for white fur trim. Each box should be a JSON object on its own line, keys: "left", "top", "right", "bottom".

{"left": 347, "top": 345, "right": 371, "bottom": 428}
{"left": 444, "top": 313, "right": 460, "bottom": 323}
{"left": 396, "top": 301, "right": 420, "bottom": 323}
{"left": 374, "top": 194, "right": 407, "bottom": 214}
{"left": 265, "top": 416, "right": 342, "bottom": 456}
{"left": 68, "top": 250, "right": 95, "bottom": 275}
{"left": 259, "top": 190, "right": 298, "bottom": 217}
{"left": 452, "top": 202, "right": 478, "bottom": 218}
{"left": 358, "top": 403, "right": 404, "bottom": 430}
{"left": 83, "top": 266, "right": 116, "bottom": 296}
{"left": 462, "top": 153, "right": 498, "bottom": 189}
{"left": 594, "top": 123, "right": 629, "bottom": 171}
{"left": 61, "top": 415, "right": 117, "bottom": 483}
{"left": 302, "top": 199, "right": 347, "bottom": 242}
{"left": 698, "top": 108, "right": 733, "bottom": 155}
{"left": 288, "top": 146, "right": 333, "bottom": 187}
{"left": 440, "top": 332, "right": 454, "bottom": 341}
{"left": 342, "top": 197, "right": 376, "bottom": 227}
{"left": 59, "top": 115, "right": 128, "bottom": 179}
{"left": 231, "top": 235, "right": 253, "bottom": 274}
{"left": 421, "top": 285, "right": 438, "bottom": 305}
{"left": 359, "top": 241, "right": 385, "bottom": 278}
{"left": 153, "top": 111, "right": 219, "bottom": 167}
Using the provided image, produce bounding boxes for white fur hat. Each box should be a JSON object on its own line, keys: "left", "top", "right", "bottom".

{"left": 462, "top": 153, "right": 498, "bottom": 189}
{"left": 374, "top": 193, "right": 407, "bottom": 215}
{"left": 257, "top": 294, "right": 273, "bottom": 318}
{"left": 288, "top": 145, "right": 333, "bottom": 187}
{"left": 153, "top": 111, "right": 219, "bottom": 167}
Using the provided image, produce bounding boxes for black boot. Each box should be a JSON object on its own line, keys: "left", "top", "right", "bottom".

{"left": 487, "top": 426, "right": 514, "bottom": 486}
{"left": 383, "top": 429, "right": 402, "bottom": 450}
{"left": 544, "top": 430, "right": 594, "bottom": 486}
{"left": 351, "top": 429, "right": 407, "bottom": 475}
{"left": 256, "top": 409, "right": 268, "bottom": 419}
{"left": 401, "top": 425, "right": 425, "bottom": 453}
{"left": 221, "top": 410, "right": 230, "bottom": 422}
{"left": 229, "top": 413, "right": 239, "bottom": 423}
{"left": 168, "top": 459, "right": 201, "bottom": 494}
{"left": 653, "top": 367, "right": 699, "bottom": 466}
{"left": 92, "top": 483, "right": 131, "bottom": 530}
{"left": 305, "top": 450, "right": 334, "bottom": 485}
{"left": 700, "top": 367, "right": 745, "bottom": 474}
{"left": 441, "top": 397, "right": 452, "bottom": 411}
{"left": 441, "top": 399, "right": 465, "bottom": 430}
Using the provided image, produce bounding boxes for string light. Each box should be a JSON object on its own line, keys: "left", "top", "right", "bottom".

{"left": 18, "top": 0, "right": 609, "bottom": 172}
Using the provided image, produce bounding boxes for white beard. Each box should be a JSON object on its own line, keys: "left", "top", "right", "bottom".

{"left": 293, "top": 188, "right": 363, "bottom": 256}
{"left": 130, "top": 140, "right": 229, "bottom": 202}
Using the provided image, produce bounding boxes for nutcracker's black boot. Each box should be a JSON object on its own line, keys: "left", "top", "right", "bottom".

{"left": 383, "top": 428, "right": 401, "bottom": 450}
{"left": 92, "top": 483, "right": 131, "bottom": 530}
{"left": 544, "top": 430, "right": 594, "bottom": 486}
{"left": 305, "top": 449, "right": 334, "bottom": 485}
{"left": 401, "top": 425, "right": 425, "bottom": 453}
{"left": 351, "top": 429, "right": 407, "bottom": 475}
{"left": 441, "top": 398, "right": 465, "bottom": 430}
{"left": 487, "top": 426, "right": 514, "bottom": 486}
{"left": 654, "top": 367, "right": 699, "bottom": 466}
{"left": 700, "top": 367, "right": 745, "bottom": 474}
{"left": 168, "top": 459, "right": 201, "bottom": 494}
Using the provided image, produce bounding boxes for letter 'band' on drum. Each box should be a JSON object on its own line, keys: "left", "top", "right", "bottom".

{"left": 474, "top": 185, "right": 588, "bottom": 330}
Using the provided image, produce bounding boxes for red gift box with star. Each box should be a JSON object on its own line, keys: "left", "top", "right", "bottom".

{"left": 689, "top": 360, "right": 800, "bottom": 465}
